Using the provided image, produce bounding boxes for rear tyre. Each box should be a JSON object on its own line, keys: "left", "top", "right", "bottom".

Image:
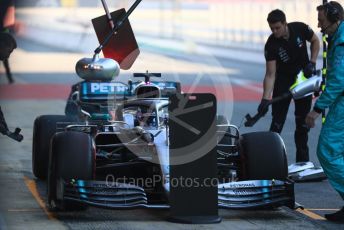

{"left": 32, "top": 115, "right": 75, "bottom": 180}
{"left": 48, "top": 131, "right": 94, "bottom": 211}
{"left": 240, "top": 131, "right": 288, "bottom": 180}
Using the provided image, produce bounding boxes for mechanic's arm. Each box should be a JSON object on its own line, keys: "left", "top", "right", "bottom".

{"left": 306, "top": 45, "right": 344, "bottom": 128}
{"left": 309, "top": 33, "right": 320, "bottom": 64}
{"left": 262, "top": 60, "right": 276, "bottom": 99}
{"left": 314, "top": 45, "right": 344, "bottom": 109}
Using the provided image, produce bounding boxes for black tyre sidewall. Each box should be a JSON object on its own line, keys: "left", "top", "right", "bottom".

{"left": 240, "top": 131, "right": 288, "bottom": 180}
{"left": 48, "top": 131, "right": 94, "bottom": 211}
{"left": 32, "top": 115, "right": 74, "bottom": 180}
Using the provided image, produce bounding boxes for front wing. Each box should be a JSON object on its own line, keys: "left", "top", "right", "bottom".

{"left": 60, "top": 179, "right": 294, "bottom": 210}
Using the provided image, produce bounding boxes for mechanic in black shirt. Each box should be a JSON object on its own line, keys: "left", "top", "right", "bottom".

{"left": 0, "top": 0, "right": 18, "bottom": 137}
{"left": 258, "top": 9, "right": 320, "bottom": 163}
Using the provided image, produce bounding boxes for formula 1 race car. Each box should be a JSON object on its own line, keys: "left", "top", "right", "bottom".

{"left": 32, "top": 70, "right": 294, "bottom": 211}
{"left": 31, "top": 0, "right": 294, "bottom": 212}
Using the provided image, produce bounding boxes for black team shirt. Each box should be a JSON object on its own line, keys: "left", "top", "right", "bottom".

{"left": 264, "top": 22, "right": 314, "bottom": 88}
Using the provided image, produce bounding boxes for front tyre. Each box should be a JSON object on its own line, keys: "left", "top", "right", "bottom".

{"left": 48, "top": 131, "right": 94, "bottom": 211}
{"left": 32, "top": 115, "right": 75, "bottom": 180}
{"left": 240, "top": 131, "right": 288, "bottom": 180}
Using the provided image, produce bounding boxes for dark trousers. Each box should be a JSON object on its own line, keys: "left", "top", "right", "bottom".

{"left": 2, "top": 59, "right": 14, "bottom": 83}
{"left": 0, "top": 106, "right": 9, "bottom": 134}
{"left": 270, "top": 91, "right": 312, "bottom": 162}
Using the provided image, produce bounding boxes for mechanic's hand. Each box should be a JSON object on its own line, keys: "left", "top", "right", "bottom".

{"left": 303, "top": 62, "right": 316, "bottom": 78}
{"left": 305, "top": 110, "right": 321, "bottom": 128}
{"left": 257, "top": 99, "right": 270, "bottom": 116}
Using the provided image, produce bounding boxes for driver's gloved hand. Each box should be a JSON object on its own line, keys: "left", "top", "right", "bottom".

{"left": 257, "top": 99, "right": 270, "bottom": 116}
{"left": 303, "top": 62, "right": 316, "bottom": 78}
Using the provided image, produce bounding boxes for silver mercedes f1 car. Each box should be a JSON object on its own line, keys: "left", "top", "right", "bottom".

{"left": 31, "top": 0, "right": 294, "bottom": 212}
{"left": 32, "top": 72, "right": 294, "bottom": 211}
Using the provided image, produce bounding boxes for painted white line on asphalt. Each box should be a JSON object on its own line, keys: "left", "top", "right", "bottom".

{"left": 8, "top": 209, "right": 42, "bottom": 212}
{"left": 307, "top": 208, "right": 340, "bottom": 211}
